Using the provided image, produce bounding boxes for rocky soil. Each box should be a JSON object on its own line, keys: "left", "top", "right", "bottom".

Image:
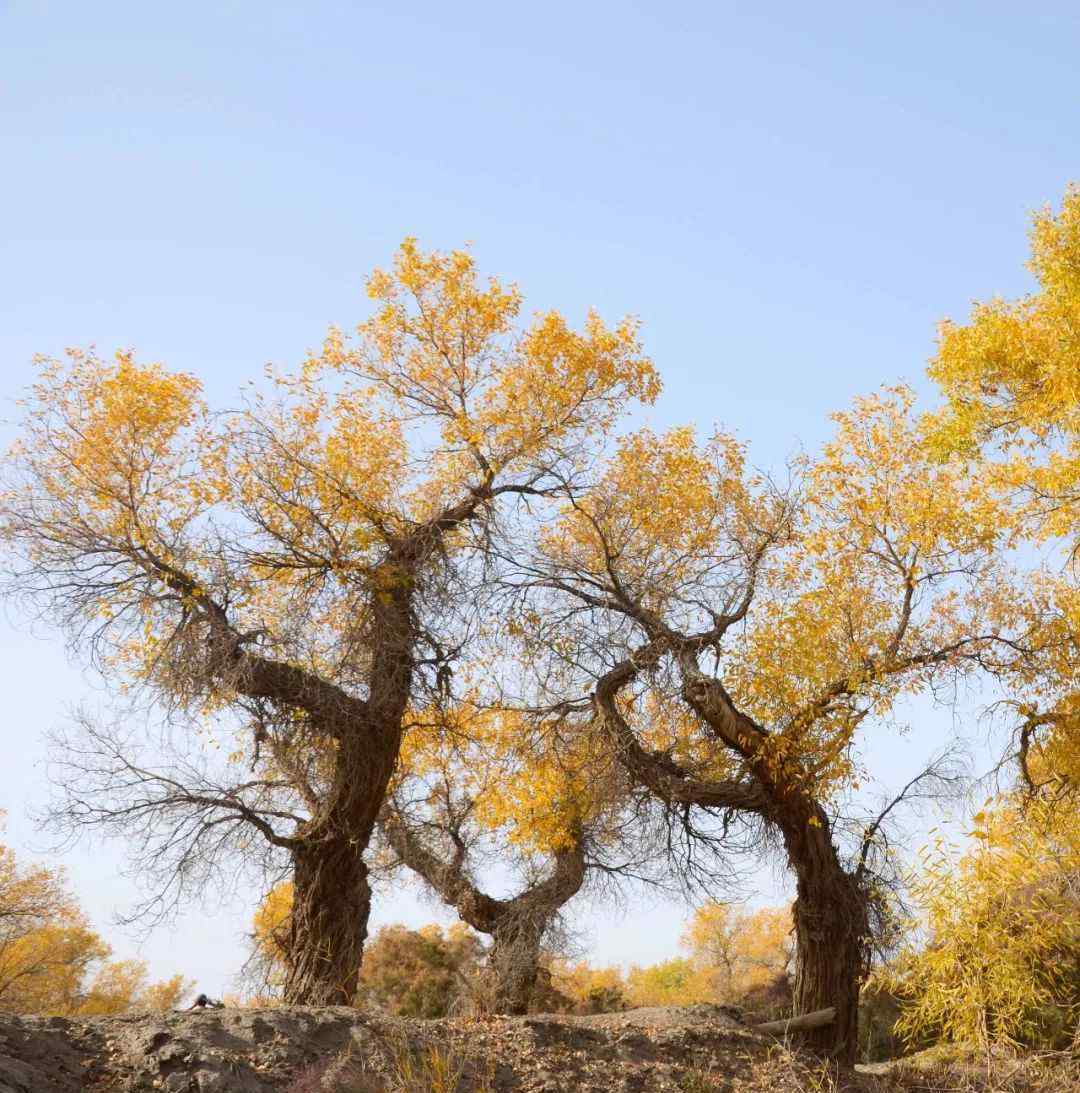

{"left": 0, "top": 1003, "right": 838, "bottom": 1093}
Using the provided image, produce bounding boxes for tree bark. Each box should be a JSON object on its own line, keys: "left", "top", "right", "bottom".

{"left": 785, "top": 813, "right": 869, "bottom": 1064}
{"left": 284, "top": 837, "right": 373, "bottom": 1005}
{"left": 489, "top": 920, "right": 545, "bottom": 1015}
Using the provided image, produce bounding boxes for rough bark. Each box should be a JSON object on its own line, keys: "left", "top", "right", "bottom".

{"left": 285, "top": 838, "right": 373, "bottom": 1005}
{"left": 786, "top": 821, "right": 867, "bottom": 1063}
{"left": 489, "top": 920, "right": 545, "bottom": 1015}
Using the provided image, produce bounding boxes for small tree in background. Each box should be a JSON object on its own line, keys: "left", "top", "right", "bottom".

{"left": 0, "top": 822, "right": 190, "bottom": 1015}
{"left": 378, "top": 703, "right": 656, "bottom": 1014}
{"left": 549, "top": 959, "right": 629, "bottom": 1014}
{"left": 681, "top": 902, "right": 792, "bottom": 1003}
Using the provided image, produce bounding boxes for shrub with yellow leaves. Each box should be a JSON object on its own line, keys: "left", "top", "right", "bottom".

{"left": 883, "top": 796, "right": 1079, "bottom": 1049}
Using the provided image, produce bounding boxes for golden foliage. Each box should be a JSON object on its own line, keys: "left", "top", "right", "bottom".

{"left": 883, "top": 796, "right": 1080, "bottom": 1048}
{"left": 395, "top": 702, "right": 622, "bottom": 857}
{"left": 927, "top": 184, "right": 1080, "bottom": 547}
{"left": 1, "top": 238, "right": 659, "bottom": 706}
{"left": 549, "top": 902, "right": 792, "bottom": 1013}
{"left": 0, "top": 823, "right": 189, "bottom": 1015}
{"left": 536, "top": 387, "right": 1020, "bottom": 803}
{"left": 681, "top": 902, "right": 792, "bottom": 1000}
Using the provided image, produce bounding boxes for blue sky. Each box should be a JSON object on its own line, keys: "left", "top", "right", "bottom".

{"left": 1, "top": 1, "right": 1076, "bottom": 996}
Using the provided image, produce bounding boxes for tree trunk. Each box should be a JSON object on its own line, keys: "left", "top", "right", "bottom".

{"left": 791, "top": 900, "right": 862, "bottom": 1061}
{"left": 785, "top": 814, "right": 869, "bottom": 1064}
{"left": 489, "top": 921, "right": 544, "bottom": 1015}
{"left": 279, "top": 557, "right": 414, "bottom": 1005}
{"left": 283, "top": 837, "right": 373, "bottom": 1005}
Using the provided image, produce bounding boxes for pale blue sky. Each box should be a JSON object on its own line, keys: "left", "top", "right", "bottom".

{"left": 1, "top": 1, "right": 1076, "bottom": 996}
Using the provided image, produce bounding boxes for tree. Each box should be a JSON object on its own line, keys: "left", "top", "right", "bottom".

{"left": 883, "top": 795, "right": 1080, "bottom": 1049}
{"left": 139, "top": 973, "right": 191, "bottom": 1013}
{"left": 377, "top": 702, "right": 651, "bottom": 1013}
{"left": 0, "top": 241, "right": 659, "bottom": 1004}
{"left": 926, "top": 184, "right": 1080, "bottom": 798}
{"left": 681, "top": 902, "right": 792, "bottom": 1002}
{"left": 510, "top": 392, "right": 1034, "bottom": 1060}
{"left": 0, "top": 825, "right": 189, "bottom": 1015}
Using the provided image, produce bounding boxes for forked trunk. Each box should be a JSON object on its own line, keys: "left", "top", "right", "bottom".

{"left": 283, "top": 837, "right": 373, "bottom": 1005}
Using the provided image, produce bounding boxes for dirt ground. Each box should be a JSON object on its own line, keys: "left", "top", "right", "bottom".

{"left": 0, "top": 1004, "right": 1073, "bottom": 1093}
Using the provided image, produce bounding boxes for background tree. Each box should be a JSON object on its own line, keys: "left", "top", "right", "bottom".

{"left": 511, "top": 394, "right": 1034, "bottom": 1060}
{"left": 549, "top": 959, "right": 628, "bottom": 1014}
{"left": 548, "top": 902, "right": 793, "bottom": 1014}
{"left": 681, "top": 902, "right": 792, "bottom": 1002}
{"left": 0, "top": 241, "right": 659, "bottom": 1005}
{"left": 357, "top": 923, "right": 483, "bottom": 1018}
{"left": 0, "top": 824, "right": 189, "bottom": 1015}
{"left": 624, "top": 957, "right": 713, "bottom": 1007}
{"left": 377, "top": 702, "right": 655, "bottom": 1014}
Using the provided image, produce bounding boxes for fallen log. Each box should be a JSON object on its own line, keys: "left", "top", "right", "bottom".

{"left": 752, "top": 1007, "right": 836, "bottom": 1036}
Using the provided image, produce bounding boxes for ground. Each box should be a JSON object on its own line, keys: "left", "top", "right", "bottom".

{"left": 0, "top": 1005, "right": 1074, "bottom": 1093}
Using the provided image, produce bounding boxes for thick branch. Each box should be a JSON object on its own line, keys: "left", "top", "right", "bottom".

{"left": 380, "top": 811, "right": 586, "bottom": 936}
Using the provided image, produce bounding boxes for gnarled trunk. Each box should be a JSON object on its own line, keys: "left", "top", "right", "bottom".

{"left": 784, "top": 810, "right": 869, "bottom": 1064}
{"left": 284, "top": 837, "right": 373, "bottom": 1005}
{"left": 791, "top": 880, "right": 865, "bottom": 1061}
{"left": 489, "top": 920, "right": 545, "bottom": 1015}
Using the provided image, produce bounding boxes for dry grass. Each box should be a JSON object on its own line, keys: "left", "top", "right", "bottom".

{"left": 678, "top": 1042, "right": 1079, "bottom": 1093}
{"left": 284, "top": 1033, "right": 497, "bottom": 1093}
{"left": 871, "top": 1043, "right": 1079, "bottom": 1093}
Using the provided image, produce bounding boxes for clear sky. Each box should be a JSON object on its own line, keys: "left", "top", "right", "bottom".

{"left": 1, "top": 1, "right": 1077, "bottom": 997}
